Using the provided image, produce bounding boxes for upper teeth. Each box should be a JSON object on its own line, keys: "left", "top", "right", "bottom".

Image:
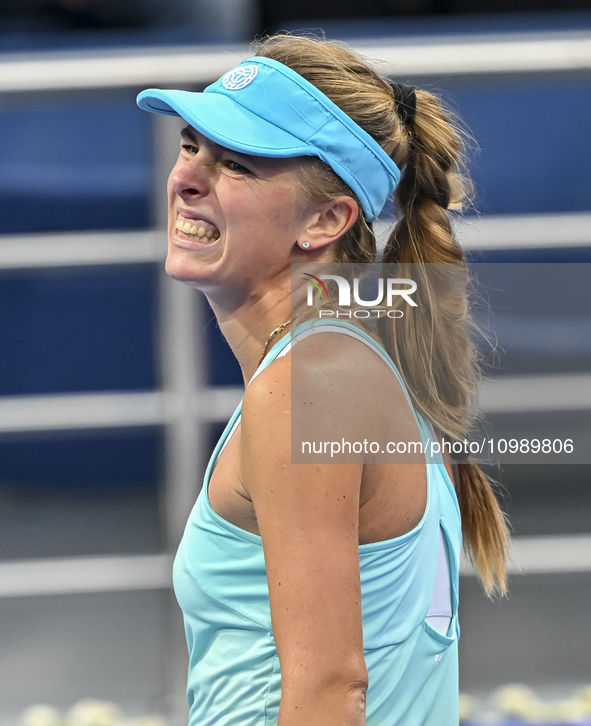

{"left": 176, "top": 215, "right": 219, "bottom": 240}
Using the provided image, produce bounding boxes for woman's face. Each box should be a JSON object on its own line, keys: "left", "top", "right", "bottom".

{"left": 166, "top": 125, "right": 314, "bottom": 299}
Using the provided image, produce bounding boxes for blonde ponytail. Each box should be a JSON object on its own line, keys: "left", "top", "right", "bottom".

{"left": 458, "top": 462, "right": 510, "bottom": 596}
{"left": 381, "top": 86, "right": 510, "bottom": 597}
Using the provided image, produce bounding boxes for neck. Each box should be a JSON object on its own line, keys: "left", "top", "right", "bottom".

{"left": 205, "top": 275, "right": 304, "bottom": 386}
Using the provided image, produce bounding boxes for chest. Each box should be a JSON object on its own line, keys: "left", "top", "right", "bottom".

{"left": 207, "top": 420, "right": 433, "bottom": 544}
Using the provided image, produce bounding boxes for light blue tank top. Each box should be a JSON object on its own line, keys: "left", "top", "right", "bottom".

{"left": 173, "top": 318, "right": 463, "bottom": 726}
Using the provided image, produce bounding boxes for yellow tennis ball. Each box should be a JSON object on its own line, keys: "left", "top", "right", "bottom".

{"left": 20, "top": 705, "right": 62, "bottom": 726}
{"left": 573, "top": 686, "right": 591, "bottom": 715}
{"left": 492, "top": 684, "right": 541, "bottom": 722}
{"left": 65, "top": 700, "right": 121, "bottom": 726}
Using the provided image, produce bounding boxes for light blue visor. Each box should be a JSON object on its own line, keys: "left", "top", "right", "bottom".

{"left": 137, "top": 57, "right": 400, "bottom": 222}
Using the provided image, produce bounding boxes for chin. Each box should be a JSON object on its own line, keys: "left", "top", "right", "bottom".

{"left": 164, "top": 254, "right": 207, "bottom": 286}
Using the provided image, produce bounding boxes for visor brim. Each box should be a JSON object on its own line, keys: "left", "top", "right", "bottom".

{"left": 137, "top": 88, "right": 315, "bottom": 159}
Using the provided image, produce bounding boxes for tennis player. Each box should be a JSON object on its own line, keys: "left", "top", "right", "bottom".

{"left": 137, "top": 34, "right": 510, "bottom": 726}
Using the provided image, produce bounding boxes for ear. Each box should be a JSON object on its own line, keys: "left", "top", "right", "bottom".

{"left": 297, "top": 196, "right": 359, "bottom": 250}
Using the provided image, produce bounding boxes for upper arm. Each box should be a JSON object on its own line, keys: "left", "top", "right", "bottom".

{"left": 240, "top": 351, "right": 368, "bottom": 690}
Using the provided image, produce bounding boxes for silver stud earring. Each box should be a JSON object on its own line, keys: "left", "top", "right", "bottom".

{"left": 301, "top": 241, "right": 310, "bottom": 249}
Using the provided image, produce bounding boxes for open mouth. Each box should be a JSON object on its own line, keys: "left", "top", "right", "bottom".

{"left": 175, "top": 213, "right": 220, "bottom": 242}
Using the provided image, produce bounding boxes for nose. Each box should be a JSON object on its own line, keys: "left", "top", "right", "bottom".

{"left": 168, "top": 153, "right": 210, "bottom": 202}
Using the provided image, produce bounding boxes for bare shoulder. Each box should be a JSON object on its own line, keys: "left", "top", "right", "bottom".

{"left": 240, "top": 332, "right": 373, "bottom": 487}
{"left": 242, "top": 327, "right": 415, "bottom": 471}
{"left": 244, "top": 327, "right": 393, "bottom": 398}
{"left": 241, "top": 331, "right": 381, "bottom": 443}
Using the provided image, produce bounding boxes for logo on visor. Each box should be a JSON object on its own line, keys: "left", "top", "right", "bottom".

{"left": 222, "top": 65, "right": 258, "bottom": 91}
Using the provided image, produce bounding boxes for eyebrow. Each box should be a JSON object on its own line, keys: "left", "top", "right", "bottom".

{"left": 180, "top": 126, "right": 229, "bottom": 155}
{"left": 180, "top": 125, "right": 198, "bottom": 142}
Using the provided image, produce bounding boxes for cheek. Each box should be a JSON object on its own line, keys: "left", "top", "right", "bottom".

{"left": 244, "top": 187, "right": 301, "bottom": 231}
{"left": 238, "top": 207, "right": 295, "bottom": 249}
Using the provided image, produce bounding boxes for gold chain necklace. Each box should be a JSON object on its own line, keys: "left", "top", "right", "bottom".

{"left": 258, "top": 320, "right": 292, "bottom": 367}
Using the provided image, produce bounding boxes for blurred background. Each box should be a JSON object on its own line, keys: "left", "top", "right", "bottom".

{"left": 0, "top": 1, "right": 590, "bottom": 724}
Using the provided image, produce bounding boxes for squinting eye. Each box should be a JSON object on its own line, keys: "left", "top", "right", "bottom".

{"left": 181, "top": 143, "right": 198, "bottom": 155}
{"left": 226, "top": 160, "right": 250, "bottom": 174}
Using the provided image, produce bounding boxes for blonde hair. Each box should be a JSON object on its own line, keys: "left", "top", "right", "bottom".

{"left": 256, "top": 33, "right": 511, "bottom": 597}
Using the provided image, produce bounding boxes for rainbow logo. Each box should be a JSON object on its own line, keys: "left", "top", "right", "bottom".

{"left": 302, "top": 273, "right": 329, "bottom": 297}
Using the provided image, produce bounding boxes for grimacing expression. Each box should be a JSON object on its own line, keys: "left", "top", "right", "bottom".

{"left": 165, "top": 126, "right": 314, "bottom": 291}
